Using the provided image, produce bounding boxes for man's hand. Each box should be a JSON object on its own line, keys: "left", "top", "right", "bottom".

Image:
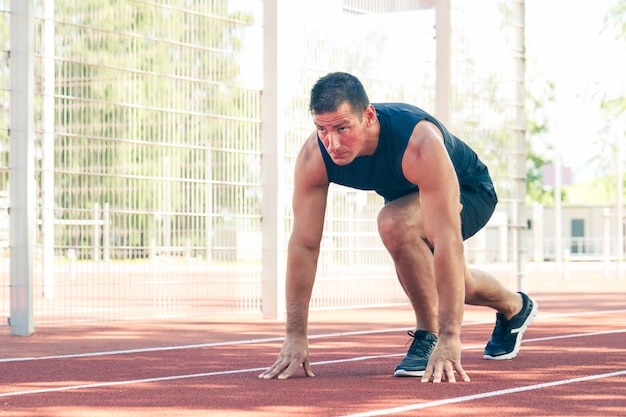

{"left": 421, "top": 336, "right": 470, "bottom": 383}
{"left": 258, "top": 335, "right": 315, "bottom": 380}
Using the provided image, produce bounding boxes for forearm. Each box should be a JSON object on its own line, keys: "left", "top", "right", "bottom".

{"left": 433, "top": 240, "right": 465, "bottom": 338}
{"left": 284, "top": 243, "right": 320, "bottom": 337}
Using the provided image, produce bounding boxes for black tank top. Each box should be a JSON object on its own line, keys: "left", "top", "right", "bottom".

{"left": 317, "top": 103, "right": 492, "bottom": 202}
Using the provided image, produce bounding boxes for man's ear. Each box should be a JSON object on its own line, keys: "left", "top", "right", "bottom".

{"left": 365, "top": 104, "right": 376, "bottom": 126}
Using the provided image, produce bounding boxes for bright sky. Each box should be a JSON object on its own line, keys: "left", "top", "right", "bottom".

{"left": 525, "top": 0, "right": 625, "bottom": 179}
{"left": 238, "top": 0, "right": 624, "bottom": 180}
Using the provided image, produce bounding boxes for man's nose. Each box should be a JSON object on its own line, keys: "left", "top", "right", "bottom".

{"left": 328, "top": 133, "right": 340, "bottom": 151}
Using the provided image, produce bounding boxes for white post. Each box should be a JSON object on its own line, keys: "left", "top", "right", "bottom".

{"left": 103, "top": 203, "right": 110, "bottom": 262}
{"left": 93, "top": 202, "right": 100, "bottom": 262}
{"left": 616, "top": 131, "right": 624, "bottom": 278}
{"left": 602, "top": 208, "right": 610, "bottom": 278}
{"left": 554, "top": 153, "right": 563, "bottom": 267}
{"left": 42, "top": 0, "right": 56, "bottom": 298}
{"left": 205, "top": 147, "right": 213, "bottom": 265}
{"left": 163, "top": 157, "right": 171, "bottom": 257}
{"left": 435, "top": 0, "right": 451, "bottom": 126}
{"left": 262, "top": 0, "right": 291, "bottom": 320}
{"left": 513, "top": 0, "right": 527, "bottom": 291}
{"left": 9, "top": 0, "right": 36, "bottom": 336}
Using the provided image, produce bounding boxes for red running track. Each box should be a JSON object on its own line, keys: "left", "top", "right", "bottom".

{"left": 1, "top": 290, "right": 625, "bottom": 416}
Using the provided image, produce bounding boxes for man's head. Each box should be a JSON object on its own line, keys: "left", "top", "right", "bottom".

{"left": 309, "top": 72, "right": 370, "bottom": 117}
{"left": 309, "top": 72, "right": 378, "bottom": 165}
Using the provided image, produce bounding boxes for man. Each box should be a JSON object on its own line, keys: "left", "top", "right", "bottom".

{"left": 258, "top": 72, "right": 537, "bottom": 383}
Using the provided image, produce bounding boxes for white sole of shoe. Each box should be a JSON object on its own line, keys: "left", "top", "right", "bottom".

{"left": 483, "top": 298, "right": 539, "bottom": 360}
{"left": 393, "top": 369, "right": 425, "bottom": 377}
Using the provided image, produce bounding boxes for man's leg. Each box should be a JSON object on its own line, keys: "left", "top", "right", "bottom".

{"left": 464, "top": 267, "right": 523, "bottom": 320}
{"left": 377, "top": 193, "right": 440, "bottom": 377}
{"left": 377, "top": 194, "right": 526, "bottom": 329}
{"left": 377, "top": 193, "right": 437, "bottom": 333}
{"left": 459, "top": 184, "right": 538, "bottom": 359}
{"left": 464, "top": 267, "right": 538, "bottom": 360}
{"left": 378, "top": 192, "right": 537, "bottom": 372}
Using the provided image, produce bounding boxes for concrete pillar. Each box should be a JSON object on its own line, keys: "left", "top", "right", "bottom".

{"left": 10, "top": 0, "right": 36, "bottom": 336}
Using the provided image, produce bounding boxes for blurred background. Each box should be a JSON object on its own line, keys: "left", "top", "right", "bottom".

{"left": 1, "top": 0, "right": 624, "bottom": 334}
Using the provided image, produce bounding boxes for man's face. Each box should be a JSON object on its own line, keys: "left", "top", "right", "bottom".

{"left": 313, "top": 102, "right": 369, "bottom": 166}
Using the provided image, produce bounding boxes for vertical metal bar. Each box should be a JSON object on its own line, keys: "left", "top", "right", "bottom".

{"left": 554, "top": 150, "right": 563, "bottom": 267}
{"left": 103, "top": 202, "right": 110, "bottom": 262}
{"left": 435, "top": 0, "right": 451, "bottom": 126}
{"left": 615, "top": 129, "right": 624, "bottom": 278}
{"left": 163, "top": 157, "right": 171, "bottom": 257}
{"left": 9, "top": 0, "right": 35, "bottom": 336}
{"left": 261, "top": 0, "right": 286, "bottom": 320}
{"left": 93, "top": 202, "right": 100, "bottom": 262}
{"left": 206, "top": 147, "right": 212, "bottom": 266}
{"left": 42, "top": 0, "right": 55, "bottom": 298}
{"left": 513, "top": 0, "right": 527, "bottom": 291}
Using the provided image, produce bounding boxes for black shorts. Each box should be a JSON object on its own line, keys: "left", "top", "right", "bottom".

{"left": 459, "top": 181, "right": 498, "bottom": 240}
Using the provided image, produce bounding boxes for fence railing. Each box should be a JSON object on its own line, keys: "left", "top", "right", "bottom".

{"left": 1, "top": 0, "right": 530, "bottom": 329}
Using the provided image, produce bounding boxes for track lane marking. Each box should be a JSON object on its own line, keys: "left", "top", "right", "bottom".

{"left": 2, "top": 308, "right": 626, "bottom": 363}
{"left": 1, "top": 328, "right": 625, "bottom": 398}
{"left": 337, "top": 370, "right": 626, "bottom": 417}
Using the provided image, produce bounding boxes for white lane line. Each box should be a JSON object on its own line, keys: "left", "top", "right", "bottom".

{"left": 1, "top": 329, "right": 625, "bottom": 399}
{"left": 0, "top": 337, "right": 286, "bottom": 363}
{"left": 2, "top": 308, "right": 626, "bottom": 363}
{"left": 0, "top": 328, "right": 408, "bottom": 363}
{"left": 0, "top": 367, "right": 269, "bottom": 398}
{"left": 0, "top": 355, "right": 407, "bottom": 398}
{"left": 336, "top": 370, "right": 626, "bottom": 417}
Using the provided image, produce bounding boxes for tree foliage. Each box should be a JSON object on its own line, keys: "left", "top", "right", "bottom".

{"left": 600, "top": 0, "right": 626, "bottom": 184}
{"left": 606, "top": 0, "right": 626, "bottom": 38}
{"left": 601, "top": 0, "right": 626, "bottom": 118}
{"left": 525, "top": 76, "right": 556, "bottom": 205}
{"left": 45, "top": 1, "right": 255, "bottom": 257}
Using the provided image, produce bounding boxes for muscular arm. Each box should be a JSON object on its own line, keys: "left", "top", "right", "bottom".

{"left": 402, "top": 121, "right": 468, "bottom": 381}
{"left": 285, "top": 134, "right": 329, "bottom": 337}
{"left": 259, "top": 132, "right": 329, "bottom": 380}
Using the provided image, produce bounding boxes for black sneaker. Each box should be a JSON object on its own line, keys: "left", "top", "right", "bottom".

{"left": 394, "top": 330, "right": 438, "bottom": 377}
{"left": 483, "top": 292, "right": 538, "bottom": 360}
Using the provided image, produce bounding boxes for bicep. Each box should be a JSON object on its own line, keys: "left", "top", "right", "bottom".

{"left": 290, "top": 135, "right": 329, "bottom": 249}
{"left": 291, "top": 183, "right": 328, "bottom": 249}
{"left": 402, "top": 122, "right": 462, "bottom": 244}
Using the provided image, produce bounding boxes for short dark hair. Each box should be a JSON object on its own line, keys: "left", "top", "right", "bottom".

{"left": 309, "top": 72, "right": 370, "bottom": 116}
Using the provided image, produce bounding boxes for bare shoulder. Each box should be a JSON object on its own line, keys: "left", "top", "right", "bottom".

{"left": 295, "top": 131, "right": 329, "bottom": 188}
{"left": 402, "top": 120, "right": 453, "bottom": 186}
{"left": 407, "top": 120, "right": 444, "bottom": 151}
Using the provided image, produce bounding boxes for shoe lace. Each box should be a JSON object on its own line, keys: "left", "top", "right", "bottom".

{"left": 490, "top": 313, "right": 511, "bottom": 339}
{"left": 405, "top": 330, "right": 434, "bottom": 356}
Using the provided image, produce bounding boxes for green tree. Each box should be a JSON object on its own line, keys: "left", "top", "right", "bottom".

{"left": 525, "top": 77, "right": 556, "bottom": 205}
{"left": 602, "top": 0, "right": 626, "bottom": 120}
{"left": 599, "top": 0, "right": 626, "bottom": 181}
{"left": 47, "top": 1, "right": 255, "bottom": 257}
{"left": 606, "top": 0, "right": 626, "bottom": 35}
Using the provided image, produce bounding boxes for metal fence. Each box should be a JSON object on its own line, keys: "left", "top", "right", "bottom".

{"left": 1, "top": 0, "right": 525, "bottom": 329}
{"left": 0, "top": 0, "right": 9, "bottom": 325}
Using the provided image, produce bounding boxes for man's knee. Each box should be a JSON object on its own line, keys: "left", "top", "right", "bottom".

{"left": 377, "top": 195, "right": 426, "bottom": 249}
{"left": 377, "top": 210, "right": 400, "bottom": 246}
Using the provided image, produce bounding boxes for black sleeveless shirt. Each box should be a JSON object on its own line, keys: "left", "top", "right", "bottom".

{"left": 317, "top": 103, "right": 493, "bottom": 202}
